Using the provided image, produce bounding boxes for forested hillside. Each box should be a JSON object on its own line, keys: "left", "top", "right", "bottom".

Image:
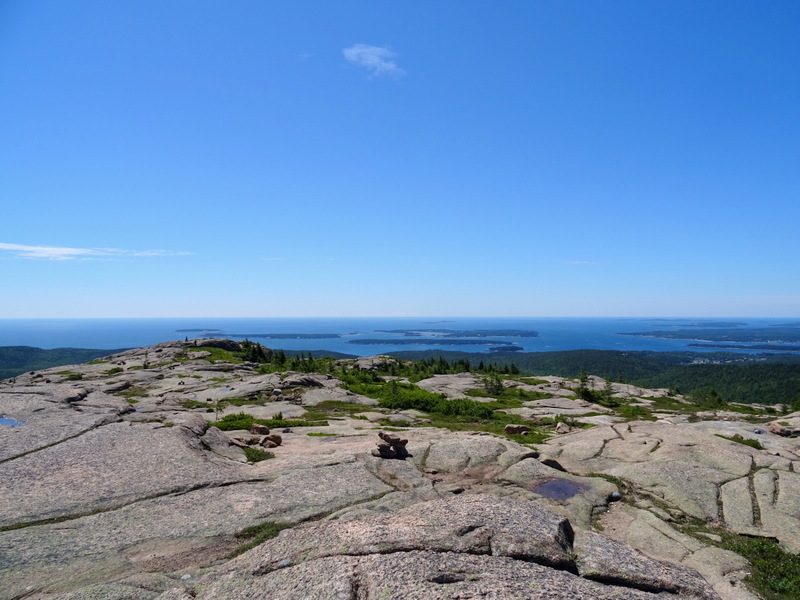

{"left": 2, "top": 344, "right": 799, "bottom": 407}
{"left": 0, "top": 346, "right": 128, "bottom": 380}
{"left": 391, "top": 349, "right": 800, "bottom": 406}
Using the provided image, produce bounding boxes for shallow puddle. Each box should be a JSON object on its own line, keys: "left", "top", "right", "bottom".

{"left": 532, "top": 478, "right": 582, "bottom": 500}
{"left": 0, "top": 417, "right": 25, "bottom": 427}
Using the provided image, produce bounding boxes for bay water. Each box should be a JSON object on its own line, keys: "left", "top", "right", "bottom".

{"left": 0, "top": 317, "right": 795, "bottom": 356}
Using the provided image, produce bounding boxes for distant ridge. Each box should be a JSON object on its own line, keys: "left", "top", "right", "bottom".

{"left": 0, "top": 346, "right": 130, "bottom": 380}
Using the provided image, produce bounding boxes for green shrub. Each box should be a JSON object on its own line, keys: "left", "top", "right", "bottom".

{"left": 715, "top": 434, "right": 764, "bottom": 450}
{"left": 617, "top": 404, "right": 655, "bottom": 421}
{"left": 683, "top": 525, "right": 800, "bottom": 600}
{"left": 229, "top": 521, "right": 291, "bottom": 557}
{"left": 213, "top": 412, "right": 327, "bottom": 431}
{"left": 242, "top": 447, "right": 274, "bottom": 462}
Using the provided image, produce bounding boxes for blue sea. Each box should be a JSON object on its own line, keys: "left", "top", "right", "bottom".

{"left": 0, "top": 317, "right": 798, "bottom": 356}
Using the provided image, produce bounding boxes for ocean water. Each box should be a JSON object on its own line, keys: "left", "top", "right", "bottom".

{"left": 0, "top": 317, "right": 796, "bottom": 356}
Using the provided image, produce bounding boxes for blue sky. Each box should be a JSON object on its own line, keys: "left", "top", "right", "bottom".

{"left": 1, "top": 1, "right": 798, "bottom": 318}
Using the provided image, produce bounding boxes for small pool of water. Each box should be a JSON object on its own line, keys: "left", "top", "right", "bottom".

{"left": 0, "top": 417, "right": 25, "bottom": 427}
{"left": 532, "top": 479, "right": 582, "bottom": 500}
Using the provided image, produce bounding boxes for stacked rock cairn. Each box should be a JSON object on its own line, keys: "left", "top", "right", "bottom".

{"left": 371, "top": 431, "right": 409, "bottom": 459}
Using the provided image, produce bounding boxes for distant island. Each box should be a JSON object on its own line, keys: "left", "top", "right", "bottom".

{"left": 624, "top": 326, "right": 800, "bottom": 345}
{"left": 350, "top": 338, "right": 521, "bottom": 347}
{"left": 174, "top": 329, "right": 342, "bottom": 339}
{"left": 689, "top": 343, "right": 800, "bottom": 352}
{"left": 374, "top": 329, "right": 539, "bottom": 338}
{"left": 221, "top": 333, "right": 342, "bottom": 339}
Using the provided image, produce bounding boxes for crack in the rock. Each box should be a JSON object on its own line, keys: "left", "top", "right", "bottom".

{"left": 0, "top": 416, "right": 121, "bottom": 465}
{"left": 349, "top": 563, "right": 369, "bottom": 600}
{"left": 418, "top": 442, "right": 432, "bottom": 471}
{"left": 580, "top": 572, "right": 684, "bottom": 596}
{"left": 590, "top": 435, "right": 616, "bottom": 459}
{"left": 257, "top": 545, "right": 580, "bottom": 578}
{"left": 772, "top": 470, "right": 780, "bottom": 507}
{"left": 0, "top": 477, "right": 270, "bottom": 532}
{"left": 749, "top": 471, "right": 762, "bottom": 528}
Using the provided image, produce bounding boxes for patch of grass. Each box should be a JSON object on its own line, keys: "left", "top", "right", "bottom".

{"left": 377, "top": 426, "right": 407, "bottom": 432}
{"left": 182, "top": 399, "right": 208, "bottom": 409}
{"left": 617, "top": 404, "right": 656, "bottom": 421}
{"left": 465, "top": 387, "right": 551, "bottom": 403}
{"left": 213, "top": 412, "right": 328, "bottom": 431}
{"left": 228, "top": 521, "right": 291, "bottom": 558}
{"left": 225, "top": 396, "right": 267, "bottom": 407}
{"left": 242, "top": 447, "right": 274, "bottom": 463}
{"left": 423, "top": 413, "right": 549, "bottom": 444}
{"left": 649, "top": 395, "right": 693, "bottom": 413}
{"left": 87, "top": 359, "right": 109, "bottom": 365}
{"left": 104, "top": 367, "right": 124, "bottom": 375}
{"left": 519, "top": 377, "right": 550, "bottom": 386}
{"left": 715, "top": 434, "right": 764, "bottom": 450}
{"left": 126, "top": 399, "right": 139, "bottom": 404}
{"left": 307, "top": 432, "right": 339, "bottom": 437}
{"left": 121, "top": 386, "right": 148, "bottom": 398}
{"left": 185, "top": 346, "right": 243, "bottom": 363}
{"left": 313, "top": 400, "right": 374, "bottom": 414}
{"left": 209, "top": 377, "right": 231, "bottom": 382}
{"left": 56, "top": 371, "right": 83, "bottom": 380}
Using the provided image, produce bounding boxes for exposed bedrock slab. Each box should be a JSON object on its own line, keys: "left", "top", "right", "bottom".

{"left": 499, "top": 458, "right": 617, "bottom": 529}
{"left": 602, "top": 434, "right": 663, "bottom": 462}
{"left": 422, "top": 436, "right": 509, "bottom": 473}
{"left": 597, "top": 504, "right": 756, "bottom": 600}
{"left": 301, "top": 386, "right": 377, "bottom": 406}
{"left": 236, "top": 496, "right": 575, "bottom": 575}
{"left": 0, "top": 387, "right": 128, "bottom": 461}
{"left": 414, "top": 373, "right": 480, "bottom": 398}
{"left": 165, "top": 495, "right": 719, "bottom": 600}
{"left": 599, "top": 503, "right": 705, "bottom": 564}
{"left": 575, "top": 531, "right": 718, "bottom": 599}
{"left": 183, "top": 551, "right": 698, "bottom": 600}
{"left": 0, "top": 462, "right": 393, "bottom": 600}
{"left": 0, "top": 420, "right": 246, "bottom": 527}
{"left": 719, "top": 477, "right": 755, "bottom": 533}
{"left": 540, "top": 424, "right": 620, "bottom": 466}
{"left": 606, "top": 460, "right": 733, "bottom": 521}
{"left": 752, "top": 468, "right": 800, "bottom": 553}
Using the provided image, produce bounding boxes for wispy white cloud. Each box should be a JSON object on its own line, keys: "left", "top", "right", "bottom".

{"left": 0, "top": 242, "right": 192, "bottom": 261}
{"left": 342, "top": 43, "right": 404, "bottom": 77}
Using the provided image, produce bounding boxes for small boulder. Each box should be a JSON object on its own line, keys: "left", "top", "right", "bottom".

{"left": 769, "top": 421, "right": 791, "bottom": 437}
{"left": 261, "top": 433, "right": 282, "bottom": 448}
{"left": 250, "top": 424, "right": 271, "bottom": 435}
{"left": 504, "top": 424, "right": 531, "bottom": 435}
{"left": 555, "top": 422, "right": 570, "bottom": 434}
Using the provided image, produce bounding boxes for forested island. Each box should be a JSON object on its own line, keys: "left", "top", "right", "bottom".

{"left": 375, "top": 329, "right": 539, "bottom": 338}
{"left": 349, "top": 338, "right": 520, "bottom": 347}
{"left": 624, "top": 326, "right": 800, "bottom": 344}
